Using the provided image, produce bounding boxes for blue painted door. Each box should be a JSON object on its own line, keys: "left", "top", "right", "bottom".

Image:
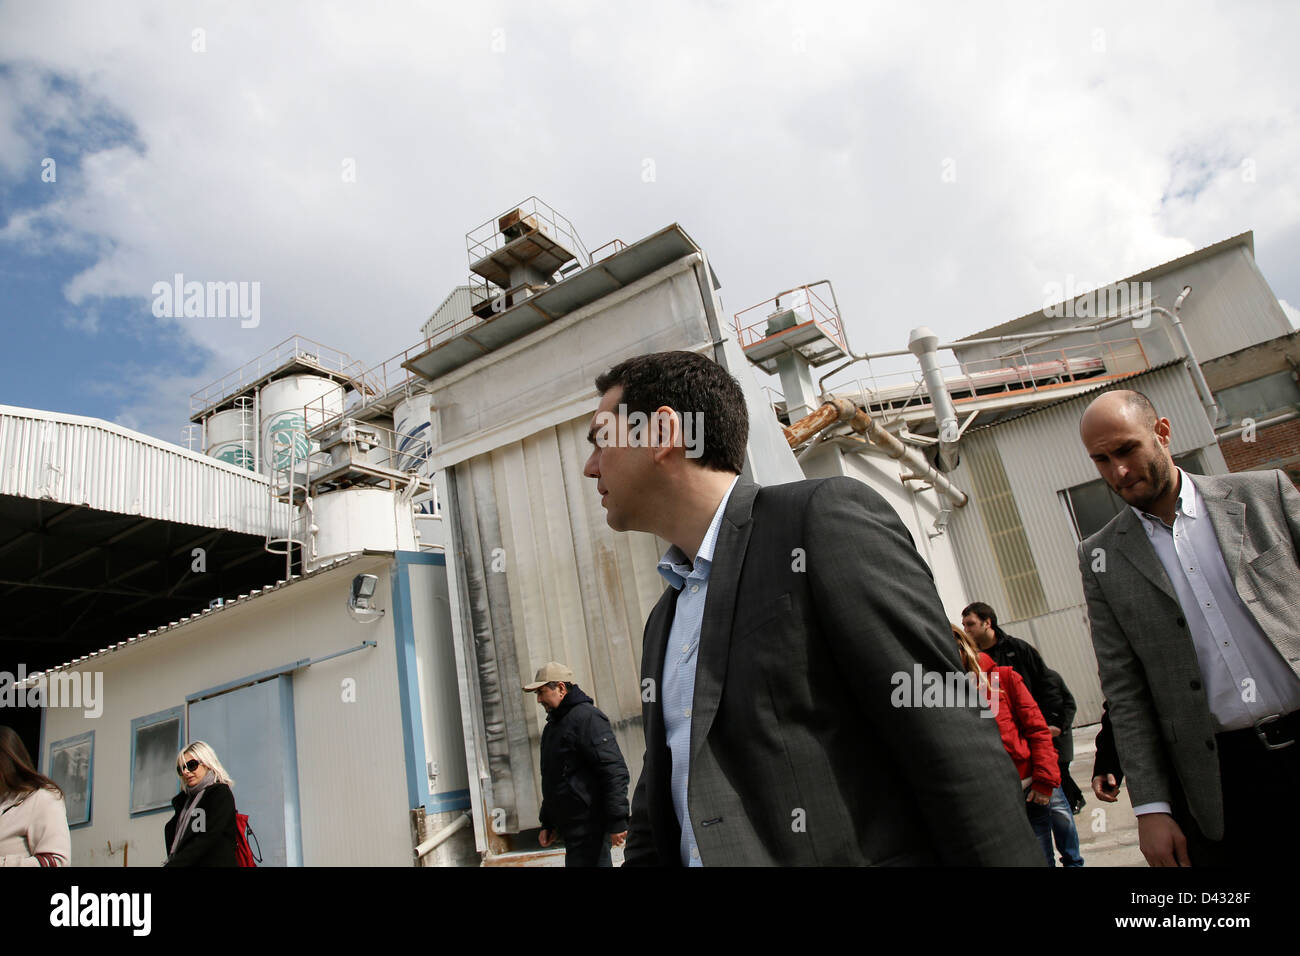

{"left": 188, "top": 676, "right": 302, "bottom": 866}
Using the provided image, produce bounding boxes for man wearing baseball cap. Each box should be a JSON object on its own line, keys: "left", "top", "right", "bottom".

{"left": 524, "top": 662, "right": 630, "bottom": 866}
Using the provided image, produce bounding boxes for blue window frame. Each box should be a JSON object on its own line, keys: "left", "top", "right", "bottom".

{"left": 48, "top": 731, "right": 94, "bottom": 828}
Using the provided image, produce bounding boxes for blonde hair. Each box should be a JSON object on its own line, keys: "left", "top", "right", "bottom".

{"left": 178, "top": 740, "right": 235, "bottom": 788}
{"left": 952, "top": 625, "right": 991, "bottom": 696}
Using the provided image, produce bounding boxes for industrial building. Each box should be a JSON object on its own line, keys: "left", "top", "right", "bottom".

{"left": 4, "top": 201, "right": 1293, "bottom": 863}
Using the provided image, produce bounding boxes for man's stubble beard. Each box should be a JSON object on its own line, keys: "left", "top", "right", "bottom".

{"left": 1123, "top": 452, "right": 1175, "bottom": 513}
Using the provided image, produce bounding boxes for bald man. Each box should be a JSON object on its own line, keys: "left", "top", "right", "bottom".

{"left": 1076, "top": 389, "right": 1300, "bottom": 867}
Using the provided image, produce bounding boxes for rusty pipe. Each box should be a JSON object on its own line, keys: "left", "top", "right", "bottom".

{"left": 785, "top": 399, "right": 969, "bottom": 508}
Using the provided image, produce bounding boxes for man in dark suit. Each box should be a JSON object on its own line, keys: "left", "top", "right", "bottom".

{"left": 582, "top": 350, "right": 1043, "bottom": 866}
{"left": 1077, "top": 389, "right": 1300, "bottom": 866}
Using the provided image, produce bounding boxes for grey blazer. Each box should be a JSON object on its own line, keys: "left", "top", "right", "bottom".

{"left": 623, "top": 476, "right": 1044, "bottom": 866}
{"left": 1077, "top": 469, "right": 1300, "bottom": 840}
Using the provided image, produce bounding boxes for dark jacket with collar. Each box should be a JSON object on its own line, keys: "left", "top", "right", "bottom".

{"left": 985, "top": 626, "right": 1070, "bottom": 729}
{"left": 624, "top": 475, "right": 1044, "bottom": 866}
{"left": 163, "top": 782, "right": 238, "bottom": 867}
{"left": 538, "top": 685, "right": 630, "bottom": 837}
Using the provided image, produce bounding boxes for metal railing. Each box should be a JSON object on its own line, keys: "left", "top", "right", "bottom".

{"left": 589, "top": 238, "right": 628, "bottom": 262}
{"left": 191, "top": 335, "right": 368, "bottom": 415}
{"left": 732, "top": 281, "right": 848, "bottom": 354}
{"left": 829, "top": 338, "right": 1149, "bottom": 420}
{"left": 465, "top": 196, "right": 590, "bottom": 272}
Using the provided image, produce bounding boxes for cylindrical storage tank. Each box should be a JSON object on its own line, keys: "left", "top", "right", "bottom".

{"left": 205, "top": 407, "right": 255, "bottom": 471}
{"left": 394, "top": 392, "right": 437, "bottom": 514}
{"left": 259, "top": 375, "right": 345, "bottom": 478}
{"left": 306, "top": 487, "right": 418, "bottom": 571}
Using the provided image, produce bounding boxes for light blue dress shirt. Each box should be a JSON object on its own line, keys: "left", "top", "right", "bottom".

{"left": 656, "top": 476, "right": 738, "bottom": 867}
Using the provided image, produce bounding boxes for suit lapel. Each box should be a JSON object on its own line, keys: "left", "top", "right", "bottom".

{"left": 1190, "top": 474, "right": 1247, "bottom": 590}
{"left": 1113, "top": 508, "right": 1179, "bottom": 604}
{"left": 642, "top": 588, "right": 676, "bottom": 746}
{"left": 689, "top": 477, "right": 758, "bottom": 763}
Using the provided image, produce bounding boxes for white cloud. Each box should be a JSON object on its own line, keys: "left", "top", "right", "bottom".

{"left": 1279, "top": 298, "right": 1300, "bottom": 329}
{"left": 2, "top": 0, "right": 1299, "bottom": 439}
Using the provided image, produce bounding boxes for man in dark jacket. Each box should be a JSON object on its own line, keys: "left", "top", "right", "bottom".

{"left": 524, "top": 662, "right": 630, "bottom": 867}
{"left": 961, "top": 603, "right": 1065, "bottom": 724}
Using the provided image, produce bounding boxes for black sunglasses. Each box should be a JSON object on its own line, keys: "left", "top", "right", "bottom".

{"left": 176, "top": 759, "right": 201, "bottom": 775}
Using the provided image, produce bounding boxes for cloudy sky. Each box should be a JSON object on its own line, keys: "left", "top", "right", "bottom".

{"left": 2, "top": 0, "right": 1297, "bottom": 443}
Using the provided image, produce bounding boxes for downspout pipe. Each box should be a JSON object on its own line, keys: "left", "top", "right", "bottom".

{"left": 907, "top": 326, "right": 960, "bottom": 470}
{"left": 1145, "top": 286, "right": 1218, "bottom": 428}
{"left": 784, "top": 398, "right": 969, "bottom": 507}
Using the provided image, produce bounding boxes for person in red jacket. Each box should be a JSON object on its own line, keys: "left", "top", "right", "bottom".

{"left": 953, "top": 627, "right": 1061, "bottom": 863}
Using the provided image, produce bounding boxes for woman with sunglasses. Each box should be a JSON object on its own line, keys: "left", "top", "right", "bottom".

{"left": 0, "top": 725, "right": 71, "bottom": 867}
{"left": 163, "top": 741, "right": 237, "bottom": 866}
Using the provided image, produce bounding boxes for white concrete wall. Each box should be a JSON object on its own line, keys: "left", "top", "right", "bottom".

{"left": 39, "top": 555, "right": 425, "bottom": 866}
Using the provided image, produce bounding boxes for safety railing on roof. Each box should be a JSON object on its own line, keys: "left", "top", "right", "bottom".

{"left": 837, "top": 338, "right": 1150, "bottom": 419}
{"left": 191, "top": 335, "right": 369, "bottom": 415}
{"left": 589, "top": 239, "right": 628, "bottom": 263}
{"left": 302, "top": 337, "right": 443, "bottom": 432}
{"left": 465, "top": 197, "right": 591, "bottom": 274}
{"left": 732, "top": 281, "right": 848, "bottom": 354}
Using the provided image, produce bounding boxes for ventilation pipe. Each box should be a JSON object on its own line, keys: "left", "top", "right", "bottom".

{"left": 907, "top": 327, "right": 960, "bottom": 471}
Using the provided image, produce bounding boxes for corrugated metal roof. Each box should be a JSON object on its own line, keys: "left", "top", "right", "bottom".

{"left": 957, "top": 232, "right": 1255, "bottom": 342}
{"left": 0, "top": 403, "right": 289, "bottom": 535}
{"left": 19, "top": 551, "right": 371, "bottom": 683}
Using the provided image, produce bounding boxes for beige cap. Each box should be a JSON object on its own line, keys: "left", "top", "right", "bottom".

{"left": 523, "top": 661, "right": 575, "bottom": 691}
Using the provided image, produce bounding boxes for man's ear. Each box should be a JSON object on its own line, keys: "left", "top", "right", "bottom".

{"left": 1154, "top": 417, "right": 1173, "bottom": 446}
{"left": 650, "top": 406, "right": 682, "bottom": 464}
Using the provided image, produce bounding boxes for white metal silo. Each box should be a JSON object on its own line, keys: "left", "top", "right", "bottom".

{"left": 259, "top": 375, "right": 344, "bottom": 479}
{"left": 204, "top": 403, "right": 256, "bottom": 471}
{"left": 394, "top": 392, "right": 436, "bottom": 514}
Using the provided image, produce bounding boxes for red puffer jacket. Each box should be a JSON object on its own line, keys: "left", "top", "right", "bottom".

{"left": 979, "top": 653, "right": 1061, "bottom": 796}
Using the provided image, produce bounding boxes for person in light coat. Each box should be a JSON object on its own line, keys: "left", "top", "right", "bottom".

{"left": 0, "top": 725, "right": 71, "bottom": 867}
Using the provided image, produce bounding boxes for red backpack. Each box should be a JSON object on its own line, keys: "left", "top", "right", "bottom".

{"left": 235, "top": 812, "right": 261, "bottom": 867}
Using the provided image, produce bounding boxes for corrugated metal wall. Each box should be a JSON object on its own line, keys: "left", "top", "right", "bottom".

{"left": 947, "top": 364, "right": 1222, "bottom": 724}
{"left": 422, "top": 285, "right": 477, "bottom": 340}
{"left": 446, "top": 417, "right": 664, "bottom": 831}
{"left": 952, "top": 243, "right": 1292, "bottom": 374}
{"left": 0, "top": 405, "right": 285, "bottom": 535}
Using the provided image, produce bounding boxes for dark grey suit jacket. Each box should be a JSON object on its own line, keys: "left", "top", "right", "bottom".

{"left": 623, "top": 476, "right": 1044, "bottom": 866}
{"left": 1078, "top": 469, "right": 1300, "bottom": 840}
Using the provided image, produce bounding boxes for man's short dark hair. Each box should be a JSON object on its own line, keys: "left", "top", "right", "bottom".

{"left": 961, "top": 602, "right": 997, "bottom": 627}
{"left": 594, "top": 350, "right": 748, "bottom": 474}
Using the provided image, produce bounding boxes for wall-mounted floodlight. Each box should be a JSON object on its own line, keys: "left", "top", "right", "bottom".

{"left": 347, "top": 573, "right": 385, "bottom": 623}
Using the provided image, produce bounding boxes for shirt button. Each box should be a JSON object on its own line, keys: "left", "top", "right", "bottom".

{"left": 685, "top": 708, "right": 691, "bottom": 718}
{"left": 690, "top": 584, "right": 699, "bottom": 593}
{"left": 690, "top": 847, "right": 699, "bottom": 859}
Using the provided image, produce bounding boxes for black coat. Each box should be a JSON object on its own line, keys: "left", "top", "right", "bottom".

{"left": 1092, "top": 700, "right": 1125, "bottom": 785}
{"left": 986, "top": 627, "right": 1070, "bottom": 729}
{"left": 538, "top": 686, "right": 630, "bottom": 837}
{"left": 163, "top": 782, "right": 238, "bottom": 867}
